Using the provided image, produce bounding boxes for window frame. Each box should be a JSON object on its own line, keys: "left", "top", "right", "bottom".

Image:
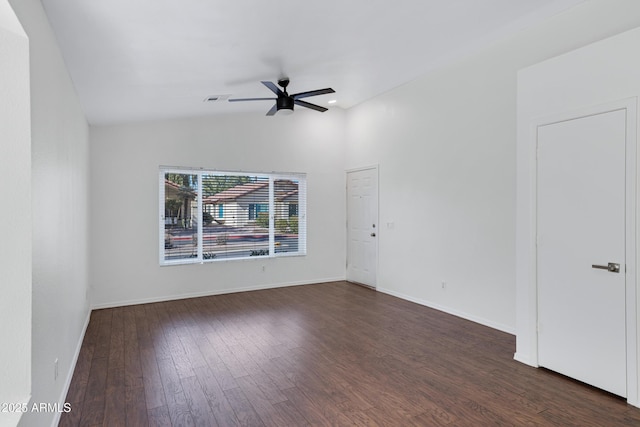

{"left": 159, "top": 167, "right": 306, "bottom": 265}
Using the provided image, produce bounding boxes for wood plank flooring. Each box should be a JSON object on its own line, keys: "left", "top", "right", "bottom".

{"left": 59, "top": 281, "right": 640, "bottom": 426}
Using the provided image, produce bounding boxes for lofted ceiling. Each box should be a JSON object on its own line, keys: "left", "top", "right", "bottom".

{"left": 40, "top": 0, "right": 584, "bottom": 125}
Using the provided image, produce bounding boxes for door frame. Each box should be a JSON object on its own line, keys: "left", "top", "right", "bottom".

{"left": 346, "top": 165, "right": 379, "bottom": 288}
{"left": 521, "top": 98, "right": 638, "bottom": 405}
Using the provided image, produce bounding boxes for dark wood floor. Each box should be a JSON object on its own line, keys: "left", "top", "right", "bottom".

{"left": 60, "top": 281, "right": 640, "bottom": 426}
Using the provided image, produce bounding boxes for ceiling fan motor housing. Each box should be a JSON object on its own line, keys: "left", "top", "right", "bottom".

{"left": 276, "top": 95, "right": 294, "bottom": 112}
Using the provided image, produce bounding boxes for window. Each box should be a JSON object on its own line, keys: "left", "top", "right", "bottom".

{"left": 160, "top": 168, "right": 306, "bottom": 265}
{"left": 248, "top": 203, "right": 268, "bottom": 220}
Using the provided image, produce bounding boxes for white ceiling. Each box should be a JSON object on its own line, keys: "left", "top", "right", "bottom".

{"left": 40, "top": 0, "right": 584, "bottom": 125}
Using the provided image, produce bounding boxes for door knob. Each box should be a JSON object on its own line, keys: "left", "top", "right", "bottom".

{"left": 592, "top": 262, "right": 620, "bottom": 273}
{"left": 370, "top": 232, "right": 376, "bottom": 237}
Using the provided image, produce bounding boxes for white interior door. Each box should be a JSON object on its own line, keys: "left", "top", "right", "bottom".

{"left": 347, "top": 167, "right": 378, "bottom": 288}
{"left": 537, "top": 109, "right": 627, "bottom": 397}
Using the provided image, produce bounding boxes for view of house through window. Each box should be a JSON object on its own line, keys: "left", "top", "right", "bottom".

{"left": 163, "top": 173, "right": 198, "bottom": 261}
{"left": 274, "top": 178, "right": 301, "bottom": 254}
{"left": 161, "top": 168, "right": 306, "bottom": 264}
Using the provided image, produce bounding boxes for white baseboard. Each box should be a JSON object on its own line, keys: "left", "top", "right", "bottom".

{"left": 50, "top": 309, "right": 91, "bottom": 427}
{"left": 376, "top": 286, "right": 516, "bottom": 335}
{"left": 91, "top": 277, "right": 346, "bottom": 310}
{"left": 513, "top": 351, "right": 538, "bottom": 368}
{"left": 628, "top": 395, "right": 640, "bottom": 409}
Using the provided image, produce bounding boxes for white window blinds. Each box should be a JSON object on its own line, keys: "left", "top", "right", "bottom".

{"left": 160, "top": 168, "right": 306, "bottom": 265}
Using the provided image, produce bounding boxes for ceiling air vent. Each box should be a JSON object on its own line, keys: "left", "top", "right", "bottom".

{"left": 204, "top": 94, "right": 230, "bottom": 103}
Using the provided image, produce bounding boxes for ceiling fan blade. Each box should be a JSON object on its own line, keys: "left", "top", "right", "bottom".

{"left": 266, "top": 104, "right": 278, "bottom": 116}
{"left": 228, "top": 97, "right": 276, "bottom": 102}
{"left": 292, "top": 88, "right": 335, "bottom": 100}
{"left": 261, "top": 81, "right": 284, "bottom": 96}
{"left": 294, "top": 99, "right": 328, "bottom": 113}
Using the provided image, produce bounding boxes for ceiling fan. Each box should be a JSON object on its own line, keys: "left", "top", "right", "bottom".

{"left": 228, "top": 78, "right": 335, "bottom": 116}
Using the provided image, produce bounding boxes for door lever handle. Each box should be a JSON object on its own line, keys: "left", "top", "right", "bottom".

{"left": 592, "top": 262, "right": 620, "bottom": 273}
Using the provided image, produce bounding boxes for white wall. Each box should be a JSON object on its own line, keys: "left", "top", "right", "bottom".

{"left": 90, "top": 110, "right": 346, "bottom": 307}
{"left": 8, "top": 1, "right": 91, "bottom": 426}
{"left": 345, "top": 0, "right": 640, "bottom": 333}
{"left": 0, "top": 2, "right": 31, "bottom": 426}
{"left": 516, "top": 26, "right": 640, "bottom": 406}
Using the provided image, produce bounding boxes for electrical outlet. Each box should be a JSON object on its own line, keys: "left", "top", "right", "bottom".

{"left": 261, "top": 265, "right": 266, "bottom": 272}
{"left": 54, "top": 358, "right": 59, "bottom": 380}
{"left": 441, "top": 281, "right": 447, "bottom": 289}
